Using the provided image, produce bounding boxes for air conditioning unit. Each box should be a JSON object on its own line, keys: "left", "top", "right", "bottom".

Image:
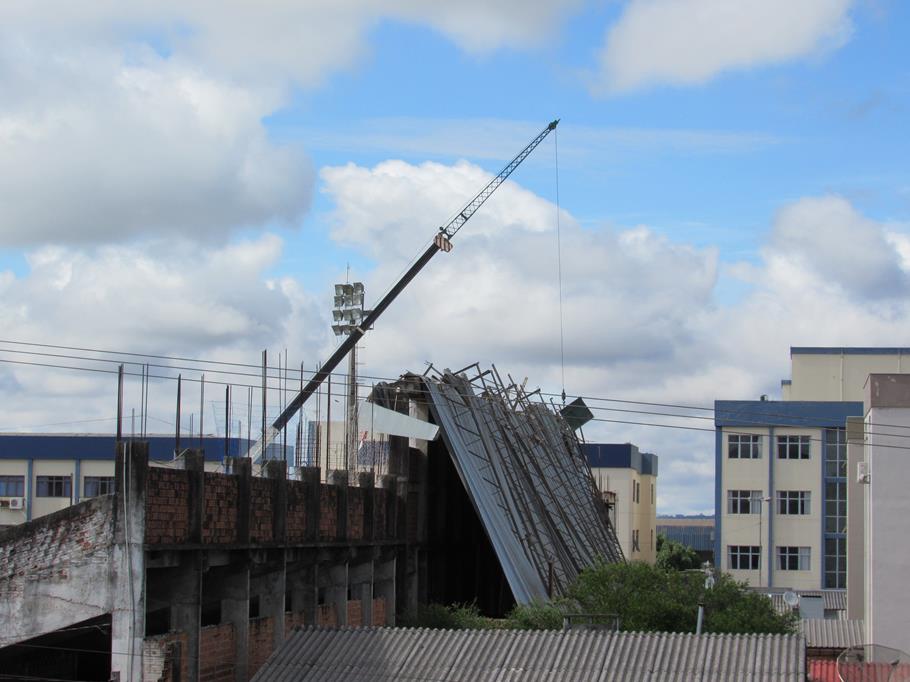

{"left": 857, "top": 461, "right": 871, "bottom": 484}
{"left": 8, "top": 497, "right": 24, "bottom": 510}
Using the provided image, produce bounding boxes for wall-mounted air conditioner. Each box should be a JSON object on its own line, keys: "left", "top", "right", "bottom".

{"left": 8, "top": 497, "right": 25, "bottom": 510}
{"left": 857, "top": 461, "right": 871, "bottom": 484}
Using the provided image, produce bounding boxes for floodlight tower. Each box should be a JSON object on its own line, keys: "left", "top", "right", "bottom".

{"left": 332, "top": 282, "right": 371, "bottom": 472}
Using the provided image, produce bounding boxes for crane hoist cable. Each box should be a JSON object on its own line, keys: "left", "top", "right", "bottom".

{"left": 248, "top": 118, "right": 560, "bottom": 462}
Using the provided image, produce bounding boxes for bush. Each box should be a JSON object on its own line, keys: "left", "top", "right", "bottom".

{"left": 505, "top": 599, "right": 566, "bottom": 630}
{"left": 405, "top": 602, "right": 494, "bottom": 630}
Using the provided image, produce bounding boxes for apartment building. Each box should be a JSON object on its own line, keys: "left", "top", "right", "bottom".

{"left": 585, "top": 443, "right": 658, "bottom": 563}
{"left": 715, "top": 347, "right": 910, "bottom": 591}
{"left": 0, "top": 433, "right": 279, "bottom": 527}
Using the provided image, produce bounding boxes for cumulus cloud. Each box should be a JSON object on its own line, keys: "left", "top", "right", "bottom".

{"left": 0, "top": 1, "right": 579, "bottom": 245}
{"left": 595, "top": 0, "right": 854, "bottom": 94}
{"left": 0, "top": 235, "right": 328, "bottom": 432}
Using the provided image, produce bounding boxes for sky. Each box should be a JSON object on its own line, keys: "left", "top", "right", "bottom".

{"left": 1, "top": 0, "right": 909, "bottom": 514}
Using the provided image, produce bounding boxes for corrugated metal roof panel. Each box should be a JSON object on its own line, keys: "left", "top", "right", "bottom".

{"left": 799, "top": 619, "right": 864, "bottom": 649}
{"left": 766, "top": 590, "right": 847, "bottom": 616}
{"left": 253, "top": 628, "right": 806, "bottom": 682}
{"left": 417, "top": 370, "right": 623, "bottom": 603}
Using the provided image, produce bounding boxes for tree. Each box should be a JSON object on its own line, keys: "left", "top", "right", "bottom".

{"left": 655, "top": 533, "right": 702, "bottom": 572}
{"left": 567, "top": 560, "right": 796, "bottom": 635}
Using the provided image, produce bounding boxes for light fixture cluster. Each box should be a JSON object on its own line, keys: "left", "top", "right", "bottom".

{"left": 332, "top": 282, "right": 372, "bottom": 336}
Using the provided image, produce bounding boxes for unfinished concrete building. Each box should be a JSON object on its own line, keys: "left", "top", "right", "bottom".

{"left": 0, "top": 364, "right": 622, "bottom": 681}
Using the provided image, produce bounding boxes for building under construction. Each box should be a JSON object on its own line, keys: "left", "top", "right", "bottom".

{"left": 0, "top": 363, "right": 623, "bottom": 681}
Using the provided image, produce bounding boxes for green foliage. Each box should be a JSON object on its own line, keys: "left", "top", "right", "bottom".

{"left": 568, "top": 560, "right": 796, "bottom": 635}
{"left": 405, "top": 602, "right": 495, "bottom": 630}
{"left": 504, "top": 599, "right": 567, "bottom": 630}
{"left": 655, "top": 534, "right": 702, "bottom": 572}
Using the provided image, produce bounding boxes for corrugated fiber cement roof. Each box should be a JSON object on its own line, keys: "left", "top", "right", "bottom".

{"left": 252, "top": 627, "right": 806, "bottom": 682}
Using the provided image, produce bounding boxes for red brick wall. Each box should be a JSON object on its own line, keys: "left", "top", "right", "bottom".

{"left": 145, "top": 468, "right": 190, "bottom": 545}
{"left": 202, "top": 473, "right": 238, "bottom": 544}
{"left": 347, "top": 488, "right": 364, "bottom": 541}
{"left": 143, "top": 630, "right": 189, "bottom": 682}
{"left": 316, "top": 604, "right": 337, "bottom": 626}
{"left": 319, "top": 487, "right": 338, "bottom": 541}
{"left": 199, "top": 623, "right": 235, "bottom": 682}
{"left": 249, "top": 478, "right": 274, "bottom": 543}
{"left": 346, "top": 599, "right": 363, "bottom": 627}
{"left": 373, "top": 489, "right": 387, "bottom": 540}
{"left": 247, "top": 616, "right": 274, "bottom": 680}
{"left": 372, "top": 598, "right": 386, "bottom": 627}
{"left": 285, "top": 611, "right": 306, "bottom": 633}
{"left": 285, "top": 480, "right": 309, "bottom": 542}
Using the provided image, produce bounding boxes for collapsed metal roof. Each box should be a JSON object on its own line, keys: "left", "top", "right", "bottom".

{"left": 252, "top": 627, "right": 807, "bottom": 682}
{"left": 390, "top": 364, "right": 624, "bottom": 604}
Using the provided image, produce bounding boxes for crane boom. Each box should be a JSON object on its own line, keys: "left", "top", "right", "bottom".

{"left": 248, "top": 118, "right": 559, "bottom": 462}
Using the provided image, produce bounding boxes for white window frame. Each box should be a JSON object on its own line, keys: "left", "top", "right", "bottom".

{"left": 777, "top": 546, "right": 810, "bottom": 571}
{"left": 776, "top": 490, "right": 811, "bottom": 515}
{"left": 728, "top": 434, "right": 761, "bottom": 459}
{"left": 777, "top": 435, "right": 811, "bottom": 460}
{"left": 728, "top": 545, "right": 760, "bottom": 570}
{"left": 727, "top": 489, "right": 762, "bottom": 514}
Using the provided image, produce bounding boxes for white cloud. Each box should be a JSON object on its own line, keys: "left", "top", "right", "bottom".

{"left": 0, "top": 1, "right": 579, "bottom": 246}
{"left": 0, "top": 235, "right": 329, "bottom": 432}
{"left": 595, "top": 0, "right": 854, "bottom": 94}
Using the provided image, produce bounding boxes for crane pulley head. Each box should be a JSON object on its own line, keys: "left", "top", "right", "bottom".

{"left": 548, "top": 119, "right": 560, "bottom": 130}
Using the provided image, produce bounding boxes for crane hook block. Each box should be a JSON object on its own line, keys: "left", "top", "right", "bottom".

{"left": 434, "top": 233, "right": 454, "bottom": 253}
{"left": 548, "top": 119, "right": 560, "bottom": 130}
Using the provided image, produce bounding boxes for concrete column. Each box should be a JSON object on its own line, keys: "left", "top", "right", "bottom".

{"left": 208, "top": 558, "right": 250, "bottom": 682}
{"left": 226, "top": 457, "right": 252, "bottom": 545}
{"left": 323, "top": 561, "right": 348, "bottom": 627}
{"left": 328, "top": 471, "right": 349, "bottom": 541}
{"left": 288, "top": 558, "right": 318, "bottom": 626}
{"left": 265, "top": 460, "right": 288, "bottom": 545}
{"left": 350, "top": 560, "right": 374, "bottom": 626}
{"left": 300, "top": 467, "right": 321, "bottom": 542}
{"left": 110, "top": 441, "right": 148, "bottom": 682}
{"left": 183, "top": 449, "right": 205, "bottom": 544}
{"left": 358, "top": 473, "right": 374, "bottom": 543}
{"left": 374, "top": 555, "right": 397, "bottom": 626}
{"left": 169, "top": 553, "right": 202, "bottom": 680}
{"left": 252, "top": 551, "right": 287, "bottom": 649}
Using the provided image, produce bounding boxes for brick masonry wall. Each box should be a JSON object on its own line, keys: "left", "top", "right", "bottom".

{"left": 372, "top": 598, "right": 386, "bottom": 627}
{"left": 347, "top": 488, "right": 364, "bottom": 541}
{"left": 247, "top": 616, "right": 275, "bottom": 680}
{"left": 373, "top": 489, "right": 387, "bottom": 540}
{"left": 285, "top": 480, "right": 308, "bottom": 543}
{"left": 146, "top": 468, "right": 190, "bottom": 545}
{"left": 202, "top": 474, "right": 238, "bottom": 545}
{"left": 285, "top": 610, "right": 306, "bottom": 633}
{"left": 142, "top": 630, "right": 189, "bottom": 682}
{"left": 346, "top": 599, "right": 363, "bottom": 627}
{"left": 316, "top": 604, "right": 337, "bottom": 627}
{"left": 249, "top": 478, "right": 274, "bottom": 543}
{"left": 0, "top": 495, "right": 115, "bottom": 643}
{"left": 199, "top": 623, "right": 235, "bottom": 682}
{"left": 319, "top": 487, "right": 338, "bottom": 541}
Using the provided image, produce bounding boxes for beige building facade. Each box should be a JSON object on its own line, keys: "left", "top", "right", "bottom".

{"left": 586, "top": 443, "right": 658, "bottom": 563}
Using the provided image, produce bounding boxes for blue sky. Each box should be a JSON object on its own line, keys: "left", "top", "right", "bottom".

{"left": 1, "top": 1, "right": 909, "bottom": 512}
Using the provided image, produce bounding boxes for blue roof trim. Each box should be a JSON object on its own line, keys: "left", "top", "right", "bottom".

{"left": 585, "top": 443, "right": 658, "bottom": 476}
{"left": 0, "top": 434, "right": 251, "bottom": 461}
{"left": 781, "top": 380, "right": 792, "bottom": 385}
{"left": 791, "top": 347, "right": 910, "bottom": 355}
{"left": 714, "top": 401, "right": 863, "bottom": 428}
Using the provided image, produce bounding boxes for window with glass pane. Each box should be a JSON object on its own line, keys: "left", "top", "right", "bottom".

{"left": 825, "top": 481, "right": 847, "bottom": 533}
{"left": 728, "top": 545, "right": 760, "bottom": 570}
{"left": 728, "top": 434, "right": 761, "bottom": 459}
{"left": 727, "top": 490, "right": 762, "bottom": 514}
{"left": 777, "top": 435, "right": 811, "bottom": 459}
{"left": 777, "top": 490, "right": 810, "bottom": 515}
{"left": 824, "top": 428, "right": 847, "bottom": 477}
{"left": 84, "top": 476, "right": 115, "bottom": 498}
{"left": 825, "top": 537, "right": 846, "bottom": 588}
{"left": 777, "top": 546, "right": 811, "bottom": 571}
{"left": 36, "top": 476, "right": 71, "bottom": 497}
{"left": 0, "top": 475, "right": 25, "bottom": 497}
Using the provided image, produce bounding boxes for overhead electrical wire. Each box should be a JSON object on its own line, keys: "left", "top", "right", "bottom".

{"left": 2, "top": 340, "right": 910, "bottom": 442}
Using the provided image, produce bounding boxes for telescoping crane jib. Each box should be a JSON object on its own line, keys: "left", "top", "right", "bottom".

{"left": 247, "top": 118, "right": 560, "bottom": 462}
